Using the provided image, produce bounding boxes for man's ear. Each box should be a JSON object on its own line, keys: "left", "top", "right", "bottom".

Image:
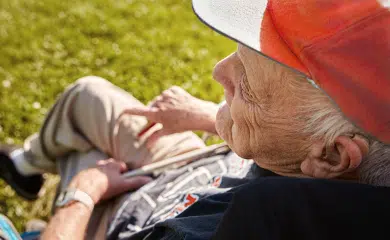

{"left": 301, "top": 135, "right": 369, "bottom": 179}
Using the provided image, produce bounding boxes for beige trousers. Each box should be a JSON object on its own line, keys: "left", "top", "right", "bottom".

{"left": 23, "top": 76, "right": 205, "bottom": 239}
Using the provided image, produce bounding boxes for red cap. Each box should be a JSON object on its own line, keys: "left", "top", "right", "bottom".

{"left": 193, "top": 0, "right": 390, "bottom": 142}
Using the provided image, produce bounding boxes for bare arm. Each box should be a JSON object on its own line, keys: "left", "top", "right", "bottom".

{"left": 124, "top": 86, "right": 220, "bottom": 138}
{"left": 41, "top": 160, "right": 152, "bottom": 240}
{"left": 41, "top": 203, "right": 91, "bottom": 240}
{"left": 195, "top": 100, "right": 219, "bottom": 135}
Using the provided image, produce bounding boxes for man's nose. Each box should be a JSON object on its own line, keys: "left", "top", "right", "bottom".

{"left": 212, "top": 53, "right": 236, "bottom": 93}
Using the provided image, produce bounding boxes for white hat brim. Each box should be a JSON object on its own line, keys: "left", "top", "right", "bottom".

{"left": 192, "top": 0, "right": 307, "bottom": 76}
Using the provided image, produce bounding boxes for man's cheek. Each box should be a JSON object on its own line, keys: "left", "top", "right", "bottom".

{"left": 216, "top": 104, "right": 233, "bottom": 143}
{"left": 231, "top": 124, "right": 254, "bottom": 159}
{"left": 229, "top": 102, "right": 254, "bottom": 159}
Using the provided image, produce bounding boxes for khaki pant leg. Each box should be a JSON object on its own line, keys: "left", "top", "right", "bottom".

{"left": 56, "top": 149, "right": 116, "bottom": 240}
{"left": 24, "top": 76, "right": 205, "bottom": 173}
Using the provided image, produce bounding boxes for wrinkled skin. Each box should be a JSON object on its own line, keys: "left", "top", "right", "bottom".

{"left": 68, "top": 159, "right": 152, "bottom": 204}
{"left": 213, "top": 44, "right": 313, "bottom": 175}
{"left": 123, "top": 85, "right": 219, "bottom": 146}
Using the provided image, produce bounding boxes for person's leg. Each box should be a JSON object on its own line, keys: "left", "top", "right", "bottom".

{"left": 55, "top": 149, "right": 113, "bottom": 240}
{"left": 23, "top": 76, "right": 205, "bottom": 173}
{"left": 31, "top": 76, "right": 204, "bottom": 238}
{"left": 53, "top": 149, "right": 113, "bottom": 240}
{"left": 2, "top": 76, "right": 205, "bottom": 200}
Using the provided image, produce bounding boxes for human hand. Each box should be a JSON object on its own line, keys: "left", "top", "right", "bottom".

{"left": 124, "top": 86, "right": 219, "bottom": 140}
{"left": 68, "top": 159, "right": 152, "bottom": 204}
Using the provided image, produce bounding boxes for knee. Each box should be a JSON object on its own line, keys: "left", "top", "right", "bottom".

{"left": 65, "top": 76, "right": 112, "bottom": 99}
{"left": 74, "top": 76, "right": 110, "bottom": 88}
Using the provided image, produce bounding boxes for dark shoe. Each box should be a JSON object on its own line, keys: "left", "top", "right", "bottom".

{"left": 0, "top": 144, "right": 44, "bottom": 200}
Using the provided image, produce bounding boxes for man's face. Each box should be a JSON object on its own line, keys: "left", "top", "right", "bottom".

{"left": 213, "top": 44, "right": 312, "bottom": 173}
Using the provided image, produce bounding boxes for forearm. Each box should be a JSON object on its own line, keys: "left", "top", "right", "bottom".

{"left": 41, "top": 160, "right": 151, "bottom": 240}
{"left": 41, "top": 203, "right": 92, "bottom": 240}
{"left": 195, "top": 100, "right": 219, "bottom": 134}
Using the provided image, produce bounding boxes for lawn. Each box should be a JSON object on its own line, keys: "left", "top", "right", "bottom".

{"left": 0, "top": 0, "right": 235, "bottom": 231}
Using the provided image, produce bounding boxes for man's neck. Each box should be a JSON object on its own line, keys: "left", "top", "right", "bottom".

{"left": 255, "top": 160, "right": 304, "bottom": 178}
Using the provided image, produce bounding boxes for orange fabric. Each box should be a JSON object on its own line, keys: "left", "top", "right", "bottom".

{"left": 301, "top": 10, "right": 390, "bottom": 141}
{"left": 268, "top": 0, "right": 383, "bottom": 55}
{"left": 260, "top": 0, "right": 390, "bottom": 142}
{"left": 260, "top": 0, "right": 384, "bottom": 76}
{"left": 260, "top": 10, "right": 309, "bottom": 75}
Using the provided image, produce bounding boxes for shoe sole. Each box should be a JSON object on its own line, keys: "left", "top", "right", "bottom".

{"left": 0, "top": 160, "right": 39, "bottom": 201}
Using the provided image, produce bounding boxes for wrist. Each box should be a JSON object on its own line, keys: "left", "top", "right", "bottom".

{"left": 196, "top": 100, "right": 218, "bottom": 133}
{"left": 56, "top": 188, "right": 95, "bottom": 211}
{"left": 68, "top": 172, "right": 105, "bottom": 204}
{"left": 59, "top": 199, "right": 93, "bottom": 213}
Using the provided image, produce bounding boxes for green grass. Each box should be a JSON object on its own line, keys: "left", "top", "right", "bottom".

{"left": 0, "top": 0, "right": 235, "bottom": 232}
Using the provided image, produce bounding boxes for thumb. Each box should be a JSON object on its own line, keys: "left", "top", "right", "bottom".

{"left": 122, "top": 106, "right": 158, "bottom": 121}
{"left": 122, "top": 176, "right": 153, "bottom": 190}
{"left": 146, "top": 128, "right": 172, "bottom": 148}
{"left": 117, "top": 161, "right": 128, "bottom": 173}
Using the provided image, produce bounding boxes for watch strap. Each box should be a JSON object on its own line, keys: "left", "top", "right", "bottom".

{"left": 56, "top": 188, "right": 94, "bottom": 211}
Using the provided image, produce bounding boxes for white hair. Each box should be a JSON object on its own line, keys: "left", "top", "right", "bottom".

{"left": 296, "top": 78, "right": 390, "bottom": 186}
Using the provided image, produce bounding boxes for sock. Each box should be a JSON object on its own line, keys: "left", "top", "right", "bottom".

{"left": 10, "top": 149, "right": 44, "bottom": 176}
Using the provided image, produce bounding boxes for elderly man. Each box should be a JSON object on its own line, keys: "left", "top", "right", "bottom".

{"left": 1, "top": 0, "right": 389, "bottom": 239}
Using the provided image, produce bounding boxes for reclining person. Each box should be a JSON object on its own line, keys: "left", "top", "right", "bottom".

{"left": 1, "top": 0, "right": 390, "bottom": 239}
{"left": 0, "top": 78, "right": 218, "bottom": 201}
{"left": 1, "top": 77, "right": 253, "bottom": 238}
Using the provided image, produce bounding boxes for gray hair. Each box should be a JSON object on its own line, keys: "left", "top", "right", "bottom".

{"left": 291, "top": 75, "right": 390, "bottom": 186}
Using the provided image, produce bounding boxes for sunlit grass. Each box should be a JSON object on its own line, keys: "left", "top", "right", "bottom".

{"left": 0, "top": 0, "right": 235, "bottom": 231}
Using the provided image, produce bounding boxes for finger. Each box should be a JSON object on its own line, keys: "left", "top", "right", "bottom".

{"left": 153, "top": 93, "right": 175, "bottom": 106}
{"left": 155, "top": 95, "right": 163, "bottom": 101}
{"left": 122, "top": 176, "right": 153, "bottom": 190}
{"left": 117, "top": 161, "right": 128, "bottom": 173}
{"left": 169, "top": 86, "right": 184, "bottom": 94}
{"left": 161, "top": 89, "right": 172, "bottom": 96}
{"left": 148, "top": 100, "right": 159, "bottom": 109}
{"left": 122, "top": 106, "right": 158, "bottom": 120}
{"left": 161, "top": 94, "right": 177, "bottom": 104}
{"left": 137, "top": 121, "right": 157, "bottom": 138}
{"left": 146, "top": 128, "right": 172, "bottom": 148}
{"left": 148, "top": 95, "right": 163, "bottom": 107}
{"left": 169, "top": 85, "right": 180, "bottom": 92}
{"left": 152, "top": 101, "right": 169, "bottom": 110}
{"left": 103, "top": 160, "right": 128, "bottom": 172}
{"left": 97, "top": 160, "right": 106, "bottom": 166}
{"left": 97, "top": 158, "right": 115, "bottom": 166}
{"left": 146, "top": 101, "right": 165, "bottom": 113}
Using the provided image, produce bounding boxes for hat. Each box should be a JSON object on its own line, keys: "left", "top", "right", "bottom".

{"left": 193, "top": 0, "right": 390, "bottom": 143}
